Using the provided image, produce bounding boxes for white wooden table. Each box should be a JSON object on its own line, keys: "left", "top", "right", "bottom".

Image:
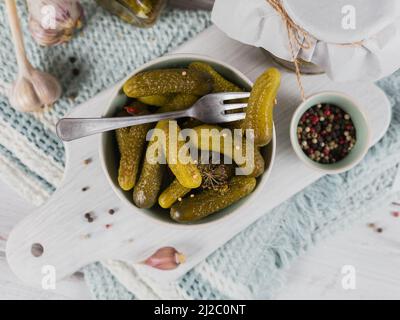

{"left": 1, "top": 0, "right": 400, "bottom": 300}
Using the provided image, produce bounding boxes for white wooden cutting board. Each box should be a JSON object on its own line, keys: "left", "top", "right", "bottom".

{"left": 6, "top": 26, "right": 391, "bottom": 287}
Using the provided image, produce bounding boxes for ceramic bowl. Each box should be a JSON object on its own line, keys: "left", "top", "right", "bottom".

{"left": 290, "top": 91, "right": 371, "bottom": 174}
{"left": 99, "top": 54, "right": 276, "bottom": 226}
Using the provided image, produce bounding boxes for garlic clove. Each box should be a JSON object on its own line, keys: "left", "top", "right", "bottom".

{"left": 144, "top": 247, "right": 186, "bottom": 271}
{"left": 10, "top": 76, "right": 42, "bottom": 112}
{"left": 30, "top": 69, "right": 62, "bottom": 106}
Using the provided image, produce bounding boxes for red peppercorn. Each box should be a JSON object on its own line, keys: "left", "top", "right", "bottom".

{"left": 125, "top": 106, "right": 140, "bottom": 115}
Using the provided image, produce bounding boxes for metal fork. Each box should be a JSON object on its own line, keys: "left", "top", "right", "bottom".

{"left": 56, "top": 92, "right": 250, "bottom": 142}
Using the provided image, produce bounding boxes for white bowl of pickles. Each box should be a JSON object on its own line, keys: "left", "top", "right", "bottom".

{"left": 100, "top": 54, "right": 279, "bottom": 225}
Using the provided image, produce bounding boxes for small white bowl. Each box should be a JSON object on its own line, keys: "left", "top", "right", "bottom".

{"left": 290, "top": 91, "right": 371, "bottom": 174}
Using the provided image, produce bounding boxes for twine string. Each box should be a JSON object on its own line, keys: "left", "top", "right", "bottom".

{"left": 266, "top": 0, "right": 311, "bottom": 50}
{"left": 266, "top": 0, "right": 311, "bottom": 101}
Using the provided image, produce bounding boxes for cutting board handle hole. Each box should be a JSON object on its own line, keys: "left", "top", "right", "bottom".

{"left": 31, "top": 243, "right": 44, "bottom": 257}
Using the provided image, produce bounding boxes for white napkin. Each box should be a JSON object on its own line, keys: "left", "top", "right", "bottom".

{"left": 212, "top": 0, "right": 400, "bottom": 82}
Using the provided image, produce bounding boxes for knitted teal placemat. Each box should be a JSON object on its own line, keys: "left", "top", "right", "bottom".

{"left": 0, "top": 0, "right": 211, "bottom": 205}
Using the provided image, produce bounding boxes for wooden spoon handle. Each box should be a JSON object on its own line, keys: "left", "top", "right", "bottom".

{"left": 5, "top": 0, "right": 32, "bottom": 75}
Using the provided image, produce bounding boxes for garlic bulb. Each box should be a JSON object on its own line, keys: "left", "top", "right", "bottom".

{"left": 4, "top": 0, "right": 62, "bottom": 112}
{"left": 9, "top": 66, "right": 62, "bottom": 112}
{"left": 144, "top": 247, "right": 186, "bottom": 270}
{"left": 9, "top": 76, "right": 41, "bottom": 112}
{"left": 27, "top": 0, "right": 84, "bottom": 46}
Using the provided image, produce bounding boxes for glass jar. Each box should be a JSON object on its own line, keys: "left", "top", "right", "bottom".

{"left": 262, "top": 50, "right": 325, "bottom": 75}
{"left": 96, "top": 0, "right": 167, "bottom": 28}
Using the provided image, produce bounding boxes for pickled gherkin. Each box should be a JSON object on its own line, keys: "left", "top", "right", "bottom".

{"left": 170, "top": 176, "right": 256, "bottom": 223}
{"left": 189, "top": 62, "right": 243, "bottom": 93}
{"left": 123, "top": 69, "right": 213, "bottom": 98}
{"left": 121, "top": 0, "right": 153, "bottom": 17}
{"left": 189, "top": 125, "right": 264, "bottom": 177}
{"left": 138, "top": 95, "right": 171, "bottom": 107}
{"left": 158, "top": 179, "right": 191, "bottom": 209}
{"left": 233, "top": 68, "right": 281, "bottom": 147}
{"left": 133, "top": 125, "right": 165, "bottom": 208}
{"left": 139, "top": 93, "right": 199, "bottom": 112}
{"left": 159, "top": 94, "right": 199, "bottom": 113}
{"left": 250, "top": 148, "right": 265, "bottom": 178}
{"left": 116, "top": 111, "right": 153, "bottom": 191}
{"left": 180, "top": 118, "right": 204, "bottom": 129}
{"left": 96, "top": 0, "right": 166, "bottom": 28}
{"left": 157, "top": 120, "right": 202, "bottom": 189}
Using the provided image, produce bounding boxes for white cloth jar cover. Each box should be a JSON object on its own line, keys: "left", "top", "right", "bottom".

{"left": 212, "top": 0, "right": 400, "bottom": 82}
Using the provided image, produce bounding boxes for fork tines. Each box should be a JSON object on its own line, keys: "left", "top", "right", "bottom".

{"left": 221, "top": 92, "right": 250, "bottom": 121}
{"left": 221, "top": 92, "right": 251, "bottom": 101}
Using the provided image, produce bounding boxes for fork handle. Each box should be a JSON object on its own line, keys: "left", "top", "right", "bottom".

{"left": 56, "top": 110, "right": 190, "bottom": 142}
